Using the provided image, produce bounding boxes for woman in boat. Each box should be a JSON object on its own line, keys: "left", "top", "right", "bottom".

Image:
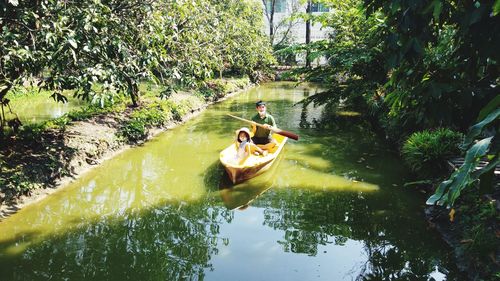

{"left": 235, "top": 127, "right": 266, "bottom": 164}
{"left": 251, "top": 100, "right": 277, "bottom": 151}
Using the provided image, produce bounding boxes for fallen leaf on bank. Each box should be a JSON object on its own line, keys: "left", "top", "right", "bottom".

{"left": 449, "top": 208, "right": 455, "bottom": 222}
{"left": 460, "top": 239, "right": 474, "bottom": 244}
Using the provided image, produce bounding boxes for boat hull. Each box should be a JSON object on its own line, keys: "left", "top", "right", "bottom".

{"left": 220, "top": 134, "right": 287, "bottom": 184}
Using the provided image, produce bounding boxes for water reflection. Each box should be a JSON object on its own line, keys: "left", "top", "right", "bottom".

{"left": 0, "top": 202, "right": 232, "bottom": 280}
{"left": 0, "top": 82, "right": 462, "bottom": 280}
{"left": 218, "top": 154, "right": 284, "bottom": 210}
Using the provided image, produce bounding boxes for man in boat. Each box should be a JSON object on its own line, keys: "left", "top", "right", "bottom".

{"left": 251, "top": 100, "right": 277, "bottom": 150}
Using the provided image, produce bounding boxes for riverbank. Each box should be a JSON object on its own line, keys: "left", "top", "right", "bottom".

{"left": 424, "top": 181, "right": 500, "bottom": 280}
{"left": 0, "top": 77, "right": 253, "bottom": 219}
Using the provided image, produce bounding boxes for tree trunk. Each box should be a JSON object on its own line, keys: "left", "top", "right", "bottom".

{"left": 305, "top": 0, "right": 312, "bottom": 68}
{"left": 270, "top": 21, "right": 274, "bottom": 45}
{"left": 126, "top": 77, "right": 139, "bottom": 107}
{"left": 269, "top": 1, "right": 274, "bottom": 45}
{"left": 0, "top": 83, "right": 13, "bottom": 132}
{"left": 263, "top": 0, "right": 276, "bottom": 45}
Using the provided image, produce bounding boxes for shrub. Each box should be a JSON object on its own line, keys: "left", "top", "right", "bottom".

{"left": 402, "top": 128, "right": 464, "bottom": 175}
{"left": 232, "top": 77, "right": 251, "bottom": 88}
{"left": 199, "top": 79, "right": 229, "bottom": 100}
{"left": 67, "top": 103, "right": 125, "bottom": 121}
{"left": 197, "top": 77, "right": 251, "bottom": 100}
{"left": 119, "top": 103, "right": 169, "bottom": 143}
{"left": 130, "top": 103, "right": 168, "bottom": 127}
{"left": 120, "top": 119, "right": 147, "bottom": 143}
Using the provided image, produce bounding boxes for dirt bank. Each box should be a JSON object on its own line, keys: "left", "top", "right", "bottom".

{"left": 0, "top": 79, "right": 254, "bottom": 219}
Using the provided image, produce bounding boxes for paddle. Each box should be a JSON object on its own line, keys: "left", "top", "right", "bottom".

{"left": 227, "top": 114, "right": 299, "bottom": 141}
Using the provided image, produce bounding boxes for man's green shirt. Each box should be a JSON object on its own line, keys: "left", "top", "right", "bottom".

{"left": 252, "top": 113, "right": 276, "bottom": 138}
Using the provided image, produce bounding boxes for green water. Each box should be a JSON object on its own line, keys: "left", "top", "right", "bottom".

{"left": 0, "top": 82, "right": 462, "bottom": 280}
{"left": 7, "top": 93, "right": 85, "bottom": 124}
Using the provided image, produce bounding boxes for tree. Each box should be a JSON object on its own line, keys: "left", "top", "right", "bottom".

{"left": 0, "top": 0, "right": 274, "bottom": 133}
{"left": 363, "top": 0, "right": 499, "bottom": 133}
{"left": 0, "top": 0, "right": 44, "bottom": 131}
{"left": 262, "top": 0, "right": 301, "bottom": 46}
{"left": 305, "top": 0, "right": 312, "bottom": 67}
{"left": 0, "top": 0, "right": 157, "bottom": 113}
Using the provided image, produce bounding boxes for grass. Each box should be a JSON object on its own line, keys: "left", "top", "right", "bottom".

{"left": 402, "top": 128, "right": 464, "bottom": 176}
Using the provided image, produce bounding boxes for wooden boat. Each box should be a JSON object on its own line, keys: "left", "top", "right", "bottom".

{"left": 219, "top": 153, "right": 283, "bottom": 209}
{"left": 219, "top": 133, "right": 287, "bottom": 184}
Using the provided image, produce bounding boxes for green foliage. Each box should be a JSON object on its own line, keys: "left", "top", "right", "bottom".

{"left": 1, "top": 0, "right": 273, "bottom": 133}
{"left": 366, "top": 0, "right": 498, "bottom": 135}
{"left": 6, "top": 171, "right": 38, "bottom": 194}
{"left": 402, "top": 128, "right": 463, "bottom": 175}
{"left": 120, "top": 119, "right": 148, "bottom": 143}
{"left": 290, "top": 0, "right": 387, "bottom": 115}
{"left": 130, "top": 103, "right": 169, "bottom": 127}
{"left": 290, "top": 0, "right": 497, "bottom": 141}
{"left": 427, "top": 109, "right": 499, "bottom": 207}
{"left": 199, "top": 80, "right": 231, "bottom": 100}
{"left": 0, "top": 156, "right": 39, "bottom": 196}
{"left": 67, "top": 103, "right": 125, "bottom": 121}
{"left": 198, "top": 77, "right": 251, "bottom": 101}
{"left": 120, "top": 102, "right": 168, "bottom": 143}
{"left": 273, "top": 43, "right": 297, "bottom": 66}
{"left": 119, "top": 94, "right": 206, "bottom": 142}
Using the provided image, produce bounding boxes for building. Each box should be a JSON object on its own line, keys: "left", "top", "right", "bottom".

{"left": 262, "top": 0, "right": 332, "bottom": 63}
{"left": 262, "top": 0, "right": 332, "bottom": 64}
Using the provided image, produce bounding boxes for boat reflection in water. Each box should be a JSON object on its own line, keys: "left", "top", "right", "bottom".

{"left": 219, "top": 151, "right": 284, "bottom": 210}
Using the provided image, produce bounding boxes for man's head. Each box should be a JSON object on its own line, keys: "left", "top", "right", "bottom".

{"left": 255, "top": 100, "right": 266, "bottom": 117}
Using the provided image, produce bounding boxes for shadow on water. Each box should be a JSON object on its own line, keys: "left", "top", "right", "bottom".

{"left": 0, "top": 199, "right": 232, "bottom": 281}
{"left": 202, "top": 160, "right": 228, "bottom": 192}
{"left": 0, "top": 82, "right": 466, "bottom": 281}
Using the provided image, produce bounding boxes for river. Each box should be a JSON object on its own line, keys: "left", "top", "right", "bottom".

{"left": 0, "top": 82, "right": 462, "bottom": 280}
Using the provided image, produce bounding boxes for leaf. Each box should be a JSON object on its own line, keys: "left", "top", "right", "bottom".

{"left": 427, "top": 137, "right": 493, "bottom": 206}
{"left": 471, "top": 154, "right": 500, "bottom": 178}
{"left": 463, "top": 108, "right": 500, "bottom": 148}
{"left": 494, "top": 0, "right": 500, "bottom": 16}
{"left": 477, "top": 95, "right": 500, "bottom": 122}
{"left": 430, "top": 0, "right": 443, "bottom": 21}
{"left": 50, "top": 92, "right": 69, "bottom": 103}
{"left": 68, "top": 38, "right": 78, "bottom": 49}
{"left": 421, "top": 72, "right": 430, "bottom": 82}
{"left": 427, "top": 179, "right": 453, "bottom": 205}
{"left": 71, "top": 49, "right": 77, "bottom": 63}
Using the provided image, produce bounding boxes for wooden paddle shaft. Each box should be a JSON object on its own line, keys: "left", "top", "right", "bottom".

{"left": 227, "top": 114, "right": 299, "bottom": 141}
